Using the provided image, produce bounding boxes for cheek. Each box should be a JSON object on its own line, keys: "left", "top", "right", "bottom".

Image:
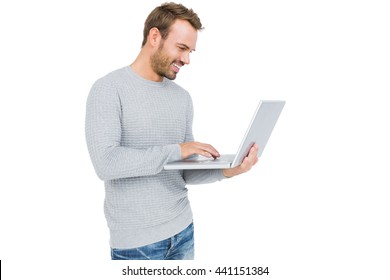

{"left": 162, "top": 54, "right": 173, "bottom": 66}
{"left": 162, "top": 46, "right": 180, "bottom": 61}
{"left": 165, "top": 51, "right": 178, "bottom": 62}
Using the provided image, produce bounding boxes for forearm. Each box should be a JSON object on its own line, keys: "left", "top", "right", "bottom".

{"left": 87, "top": 143, "right": 181, "bottom": 181}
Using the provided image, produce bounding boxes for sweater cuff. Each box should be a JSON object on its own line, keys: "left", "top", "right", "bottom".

{"left": 218, "top": 169, "right": 228, "bottom": 180}
{"left": 168, "top": 144, "right": 182, "bottom": 162}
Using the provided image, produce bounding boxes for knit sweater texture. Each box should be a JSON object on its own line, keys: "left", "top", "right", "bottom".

{"left": 85, "top": 66, "right": 225, "bottom": 248}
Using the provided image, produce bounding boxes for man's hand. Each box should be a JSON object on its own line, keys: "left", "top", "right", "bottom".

{"left": 180, "top": 141, "right": 220, "bottom": 159}
{"left": 223, "top": 144, "right": 259, "bottom": 178}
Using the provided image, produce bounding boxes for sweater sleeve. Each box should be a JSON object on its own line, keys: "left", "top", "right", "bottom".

{"left": 182, "top": 98, "right": 227, "bottom": 185}
{"left": 85, "top": 78, "right": 182, "bottom": 181}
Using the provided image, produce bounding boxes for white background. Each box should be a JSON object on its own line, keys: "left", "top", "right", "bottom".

{"left": 1, "top": 0, "right": 389, "bottom": 279}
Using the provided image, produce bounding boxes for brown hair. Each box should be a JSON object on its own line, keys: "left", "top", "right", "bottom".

{"left": 142, "top": 2, "right": 203, "bottom": 47}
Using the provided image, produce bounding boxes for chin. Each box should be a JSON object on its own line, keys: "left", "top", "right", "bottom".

{"left": 165, "top": 73, "right": 177, "bottom": 80}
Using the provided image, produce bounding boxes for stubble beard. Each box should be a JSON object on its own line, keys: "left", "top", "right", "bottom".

{"left": 150, "top": 43, "right": 177, "bottom": 80}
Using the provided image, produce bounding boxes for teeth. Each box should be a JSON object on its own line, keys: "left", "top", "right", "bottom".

{"left": 173, "top": 63, "right": 181, "bottom": 68}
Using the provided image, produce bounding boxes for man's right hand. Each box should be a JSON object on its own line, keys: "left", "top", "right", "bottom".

{"left": 180, "top": 141, "right": 220, "bottom": 159}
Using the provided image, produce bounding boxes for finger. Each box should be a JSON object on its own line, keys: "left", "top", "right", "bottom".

{"left": 203, "top": 144, "right": 220, "bottom": 157}
{"left": 240, "top": 157, "right": 250, "bottom": 170}
{"left": 196, "top": 143, "right": 220, "bottom": 158}
{"left": 241, "top": 155, "right": 257, "bottom": 171}
{"left": 191, "top": 146, "right": 214, "bottom": 158}
{"left": 201, "top": 151, "right": 213, "bottom": 158}
{"left": 251, "top": 144, "right": 259, "bottom": 154}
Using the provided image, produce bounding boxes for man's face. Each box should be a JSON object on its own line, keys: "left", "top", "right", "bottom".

{"left": 150, "top": 19, "right": 198, "bottom": 80}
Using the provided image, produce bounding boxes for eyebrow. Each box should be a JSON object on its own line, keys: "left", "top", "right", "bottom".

{"left": 177, "top": 43, "right": 195, "bottom": 52}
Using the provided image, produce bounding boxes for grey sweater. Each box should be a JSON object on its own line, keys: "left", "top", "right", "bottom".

{"left": 85, "top": 66, "right": 225, "bottom": 249}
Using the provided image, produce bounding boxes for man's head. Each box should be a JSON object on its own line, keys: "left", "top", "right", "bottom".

{"left": 142, "top": 2, "right": 203, "bottom": 48}
{"left": 142, "top": 2, "right": 203, "bottom": 80}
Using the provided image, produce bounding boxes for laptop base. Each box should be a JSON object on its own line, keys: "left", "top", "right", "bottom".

{"left": 164, "top": 154, "right": 235, "bottom": 170}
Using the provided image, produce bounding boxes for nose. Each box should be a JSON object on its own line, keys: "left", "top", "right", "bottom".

{"left": 181, "top": 52, "right": 190, "bottom": 65}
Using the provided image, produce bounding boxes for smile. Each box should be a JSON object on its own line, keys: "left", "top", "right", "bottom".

{"left": 172, "top": 63, "right": 182, "bottom": 73}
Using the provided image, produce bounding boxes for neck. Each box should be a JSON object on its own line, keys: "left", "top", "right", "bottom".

{"left": 130, "top": 50, "right": 163, "bottom": 82}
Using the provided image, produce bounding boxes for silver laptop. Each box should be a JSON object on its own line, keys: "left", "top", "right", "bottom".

{"left": 164, "top": 100, "right": 285, "bottom": 170}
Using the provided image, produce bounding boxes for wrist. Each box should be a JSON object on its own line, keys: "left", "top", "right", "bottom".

{"left": 223, "top": 169, "right": 234, "bottom": 178}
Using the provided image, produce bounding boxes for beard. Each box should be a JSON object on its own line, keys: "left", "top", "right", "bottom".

{"left": 150, "top": 42, "right": 177, "bottom": 80}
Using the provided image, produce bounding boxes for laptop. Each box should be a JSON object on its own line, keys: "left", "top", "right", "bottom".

{"left": 164, "top": 100, "right": 285, "bottom": 170}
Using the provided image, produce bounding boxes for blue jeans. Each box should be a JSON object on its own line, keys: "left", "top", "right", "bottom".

{"left": 111, "top": 223, "right": 194, "bottom": 260}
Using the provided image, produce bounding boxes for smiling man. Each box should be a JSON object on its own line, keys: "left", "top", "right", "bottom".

{"left": 85, "top": 2, "right": 258, "bottom": 260}
{"left": 135, "top": 18, "right": 195, "bottom": 81}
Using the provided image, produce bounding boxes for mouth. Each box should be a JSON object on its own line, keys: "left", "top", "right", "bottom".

{"left": 172, "top": 62, "right": 182, "bottom": 73}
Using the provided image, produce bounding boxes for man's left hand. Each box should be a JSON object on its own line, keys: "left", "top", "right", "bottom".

{"left": 223, "top": 144, "right": 259, "bottom": 178}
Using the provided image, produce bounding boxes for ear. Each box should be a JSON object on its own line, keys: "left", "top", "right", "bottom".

{"left": 148, "top": 27, "right": 161, "bottom": 48}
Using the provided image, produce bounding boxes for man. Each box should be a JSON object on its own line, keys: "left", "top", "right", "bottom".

{"left": 85, "top": 2, "right": 258, "bottom": 260}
